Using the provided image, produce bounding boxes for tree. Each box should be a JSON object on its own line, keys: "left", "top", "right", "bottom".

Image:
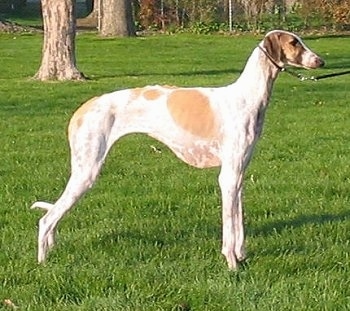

{"left": 100, "top": 0, "right": 136, "bottom": 36}
{"left": 34, "top": 0, "right": 85, "bottom": 81}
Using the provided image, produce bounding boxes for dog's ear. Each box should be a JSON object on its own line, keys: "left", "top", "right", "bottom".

{"left": 263, "top": 33, "right": 281, "bottom": 63}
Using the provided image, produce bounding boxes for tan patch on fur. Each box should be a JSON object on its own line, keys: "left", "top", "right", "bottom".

{"left": 263, "top": 33, "right": 281, "bottom": 62}
{"left": 182, "top": 144, "right": 221, "bottom": 168}
{"left": 280, "top": 33, "right": 304, "bottom": 62}
{"left": 167, "top": 89, "right": 218, "bottom": 139}
{"left": 143, "top": 88, "right": 162, "bottom": 100}
{"left": 129, "top": 88, "right": 143, "bottom": 102}
{"left": 265, "top": 32, "right": 305, "bottom": 66}
{"left": 76, "top": 117, "right": 83, "bottom": 128}
{"left": 68, "top": 96, "right": 99, "bottom": 136}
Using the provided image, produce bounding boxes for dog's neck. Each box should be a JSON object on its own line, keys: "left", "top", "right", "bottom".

{"left": 233, "top": 46, "right": 281, "bottom": 106}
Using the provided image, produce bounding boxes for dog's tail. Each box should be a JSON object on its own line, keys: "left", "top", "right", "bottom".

{"left": 30, "top": 201, "right": 54, "bottom": 211}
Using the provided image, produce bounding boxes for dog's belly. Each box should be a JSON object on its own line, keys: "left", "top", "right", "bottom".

{"left": 171, "top": 142, "right": 221, "bottom": 168}
{"left": 150, "top": 134, "right": 221, "bottom": 168}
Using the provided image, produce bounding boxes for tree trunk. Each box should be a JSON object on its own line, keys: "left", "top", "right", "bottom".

{"left": 100, "top": 0, "right": 136, "bottom": 37}
{"left": 34, "top": 0, "right": 85, "bottom": 81}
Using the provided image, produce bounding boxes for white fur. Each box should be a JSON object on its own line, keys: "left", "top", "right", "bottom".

{"left": 31, "top": 30, "right": 324, "bottom": 269}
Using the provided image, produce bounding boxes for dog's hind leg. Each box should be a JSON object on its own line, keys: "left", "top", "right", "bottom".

{"left": 32, "top": 127, "right": 113, "bottom": 262}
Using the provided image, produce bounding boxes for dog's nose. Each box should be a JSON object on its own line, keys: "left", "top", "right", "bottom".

{"left": 317, "top": 57, "right": 325, "bottom": 67}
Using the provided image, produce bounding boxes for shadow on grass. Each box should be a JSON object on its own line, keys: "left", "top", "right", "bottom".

{"left": 322, "top": 62, "right": 350, "bottom": 71}
{"left": 93, "top": 223, "right": 218, "bottom": 250}
{"left": 251, "top": 209, "right": 350, "bottom": 237}
{"left": 89, "top": 209, "right": 350, "bottom": 259}
{"left": 96, "top": 209, "right": 350, "bottom": 244}
{"left": 88, "top": 68, "right": 241, "bottom": 81}
{"left": 306, "top": 33, "right": 350, "bottom": 40}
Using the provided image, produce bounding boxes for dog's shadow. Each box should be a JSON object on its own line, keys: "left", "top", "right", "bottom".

{"left": 91, "top": 224, "right": 213, "bottom": 262}
{"left": 250, "top": 209, "right": 350, "bottom": 238}
{"left": 91, "top": 208, "right": 350, "bottom": 262}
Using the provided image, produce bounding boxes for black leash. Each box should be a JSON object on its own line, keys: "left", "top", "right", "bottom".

{"left": 258, "top": 44, "right": 350, "bottom": 82}
{"left": 286, "top": 69, "right": 350, "bottom": 81}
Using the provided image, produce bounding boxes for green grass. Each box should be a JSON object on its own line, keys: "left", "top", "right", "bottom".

{"left": 0, "top": 32, "right": 350, "bottom": 310}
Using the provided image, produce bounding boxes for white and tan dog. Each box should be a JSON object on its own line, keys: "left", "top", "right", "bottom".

{"left": 32, "top": 30, "right": 324, "bottom": 269}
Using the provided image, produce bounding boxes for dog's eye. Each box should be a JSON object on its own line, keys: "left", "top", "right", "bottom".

{"left": 290, "top": 38, "right": 300, "bottom": 47}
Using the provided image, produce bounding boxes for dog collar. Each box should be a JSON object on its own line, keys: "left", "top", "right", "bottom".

{"left": 258, "top": 45, "right": 285, "bottom": 72}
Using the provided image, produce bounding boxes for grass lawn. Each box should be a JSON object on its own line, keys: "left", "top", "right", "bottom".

{"left": 0, "top": 31, "right": 350, "bottom": 310}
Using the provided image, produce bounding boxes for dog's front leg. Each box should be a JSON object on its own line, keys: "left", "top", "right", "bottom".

{"left": 218, "top": 160, "right": 245, "bottom": 270}
{"left": 234, "top": 186, "right": 246, "bottom": 261}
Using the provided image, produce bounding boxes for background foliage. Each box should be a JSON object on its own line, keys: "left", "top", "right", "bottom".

{"left": 134, "top": 0, "right": 350, "bottom": 32}
{"left": 0, "top": 0, "right": 349, "bottom": 33}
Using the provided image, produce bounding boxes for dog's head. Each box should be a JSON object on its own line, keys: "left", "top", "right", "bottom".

{"left": 262, "top": 30, "right": 324, "bottom": 69}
